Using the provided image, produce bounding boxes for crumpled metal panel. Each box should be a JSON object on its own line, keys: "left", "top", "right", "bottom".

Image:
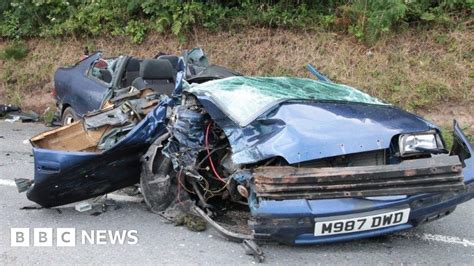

{"left": 247, "top": 122, "right": 474, "bottom": 245}
{"left": 84, "top": 106, "right": 129, "bottom": 129}
{"left": 253, "top": 155, "right": 464, "bottom": 200}
{"left": 453, "top": 120, "right": 474, "bottom": 183}
{"left": 170, "top": 106, "right": 205, "bottom": 148}
{"left": 162, "top": 105, "right": 206, "bottom": 172}
{"left": 195, "top": 98, "right": 435, "bottom": 164}
{"left": 171, "top": 58, "right": 186, "bottom": 97}
{"left": 188, "top": 77, "right": 387, "bottom": 127}
{"left": 27, "top": 97, "right": 171, "bottom": 207}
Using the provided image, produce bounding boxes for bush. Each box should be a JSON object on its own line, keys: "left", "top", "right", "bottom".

{"left": 0, "top": 0, "right": 472, "bottom": 44}
{"left": 0, "top": 40, "right": 28, "bottom": 60}
{"left": 341, "top": 0, "right": 407, "bottom": 44}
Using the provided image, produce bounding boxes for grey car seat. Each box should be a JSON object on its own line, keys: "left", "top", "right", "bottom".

{"left": 122, "top": 57, "right": 142, "bottom": 87}
{"left": 99, "top": 69, "right": 112, "bottom": 83}
{"left": 157, "top": 55, "right": 179, "bottom": 71}
{"left": 131, "top": 59, "right": 176, "bottom": 96}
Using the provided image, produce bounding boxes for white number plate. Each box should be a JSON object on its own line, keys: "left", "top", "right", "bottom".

{"left": 314, "top": 208, "right": 410, "bottom": 236}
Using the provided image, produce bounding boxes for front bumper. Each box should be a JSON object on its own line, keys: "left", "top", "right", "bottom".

{"left": 253, "top": 156, "right": 464, "bottom": 200}
{"left": 251, "top": 182, "right": 474, "bottom": 244}
{"left": 250, "top": 151, "right": 474, "bottom": 245}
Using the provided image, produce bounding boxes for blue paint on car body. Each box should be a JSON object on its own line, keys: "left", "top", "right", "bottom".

{"left": 197, "top": 99, "right": 436, "bottom": 164}
{"left": 54, "top": 52, "right": 109, "bottom": 116}
{"left": 251, "top": 181, "right": 474, "bottom": 244}
{"left": 27, "top": 98, "right": 171, "bottom": 207}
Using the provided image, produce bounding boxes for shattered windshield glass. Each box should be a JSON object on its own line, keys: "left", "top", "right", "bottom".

{"left": 188, "top": 76, "right": 388, "bottom": 126}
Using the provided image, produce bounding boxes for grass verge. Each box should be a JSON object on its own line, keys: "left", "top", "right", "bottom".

{"left": 0, "top": 27, "right": 472, "bottom": 131}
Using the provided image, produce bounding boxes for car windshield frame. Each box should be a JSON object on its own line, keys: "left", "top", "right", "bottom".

{"left": 188, "top": 76, "right": 388, "bottom": 127}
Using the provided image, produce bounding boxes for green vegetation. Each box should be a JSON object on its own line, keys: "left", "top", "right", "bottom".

{"left": 1, "top": 27, "right": 471, "bottom": 126}
{"left": 0, "top": 0, "right": 472, "bottom": 44}
{"left": 41, "top": 105, "right": 57, "bottom": 125}
{"left": 441, "top": 127, "right": 474, "bottom": 149}
{"left": 0, "top": 40, "right": 28, "bottom": 60}
{"left": 0, "top": 1, "right": 472, "bottom": 131}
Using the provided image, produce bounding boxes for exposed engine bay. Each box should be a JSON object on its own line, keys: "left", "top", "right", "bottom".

{"left": 140, "top": 93, "right": 251, "bottom": 225}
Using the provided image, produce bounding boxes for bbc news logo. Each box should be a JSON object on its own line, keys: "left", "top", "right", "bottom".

{"left": 11, "top": 228, "right": 138, "bottom": 247}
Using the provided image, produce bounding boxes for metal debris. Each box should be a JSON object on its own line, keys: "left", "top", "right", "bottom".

{"left": 75, "top": 201, "right": 92, "bottom": 212}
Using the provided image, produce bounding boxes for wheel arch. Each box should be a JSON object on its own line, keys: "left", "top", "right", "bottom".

{"left": 61, "top": 103, "right": 71, "bottom": 116}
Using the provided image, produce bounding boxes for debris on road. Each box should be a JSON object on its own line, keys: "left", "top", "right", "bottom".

{"left": 75, "top": 201, "right": 92, "bottom": 212}
{"left": 0, "top": 104, "right": 20, "bottom": 117}
{"left": 1, "top": 104, "right": 40, "bottom": 123}
{"left": 14, "top": 178, "right": 33, "bottom": 193}
{"left": 4, "top": 116, "right": 20, "bottom": 123}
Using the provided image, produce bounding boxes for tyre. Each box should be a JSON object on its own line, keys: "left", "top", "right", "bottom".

{"left": 61, "top": 107, "right": 78, "bottom": 125}
{"left": 140, "top": 144, "right": 175, "bottom": 213}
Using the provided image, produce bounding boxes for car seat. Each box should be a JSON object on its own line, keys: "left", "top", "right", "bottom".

{"left": 99, "top": 69, "right": 112, "bottom": 83}
{"left": 157, "top": 55, "right": 179, "bottom": 71}
{"left": 123, "top": 57, "right": 142, "bottom": 87}
{"left": 131, "top": 59, "right": 176, "bottom": 96}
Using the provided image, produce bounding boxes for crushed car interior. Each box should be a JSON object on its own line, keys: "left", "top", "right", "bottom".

{"left": 53, "top": 48, "right": 239, "bottom": 125}
{"left": 17, "top": 48, "right": 474, "bottom": 262}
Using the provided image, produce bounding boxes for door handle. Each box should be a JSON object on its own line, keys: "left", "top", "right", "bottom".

{"left": 37, "top": 161, "right": 61, "bottom": 174}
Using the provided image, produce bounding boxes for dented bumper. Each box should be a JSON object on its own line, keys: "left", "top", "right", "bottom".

{"left": 250, "top": 121, "right": 474, "bottom": 245}
{"left": 251, "top": 182, "right": 474, "bottom": 244}
{"left": 253, "top": 155, "right": 464, "bottom": 200}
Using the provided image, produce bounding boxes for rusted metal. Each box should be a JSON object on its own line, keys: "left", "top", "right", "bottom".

{"left": 192, "top": 206, "right": 253, "bottom": 242}
{"left": 192, "top": 206, "right": 265, "bottom": 263}
{"left": 253, "top": 155, "right": 465, "bottom": 200}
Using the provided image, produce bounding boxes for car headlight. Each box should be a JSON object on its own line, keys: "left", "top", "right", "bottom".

{"left": 399, "top": 133, "right": 444, "bottom": 156}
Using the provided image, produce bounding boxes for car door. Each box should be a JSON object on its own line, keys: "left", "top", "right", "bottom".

{"left": 55, "top": 53, "right": 110, "bottom": 117}
{"left": 75, "top": 55, "right": 114, "bottom": 115}
{"left": 55, "top": 54, "right": 131, "bottom": 118}
{"left": 77, "top": 55, "right": 130, "bottom": 115}
{"left": 27, "top": 98, "right": 171, "bottom": 207}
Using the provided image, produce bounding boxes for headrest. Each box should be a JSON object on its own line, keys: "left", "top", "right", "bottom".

{"left": 99, "top": 69, "right": 112, "bottom": 83}
{"left": 157, "top": 55, "right": 179, "bottom": 70}
{"left": 139, "top": 59, "right": 175, "bottom": 80}
{"left": 126, "top": 57, "right": 141, "bottom": 72}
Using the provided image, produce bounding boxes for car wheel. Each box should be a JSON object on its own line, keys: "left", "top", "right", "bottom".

{"left": 140, "top": 144, "right": 175, "bottom": 214}
{"left": 61, "top": 107, "right": 78, "bottom": 125}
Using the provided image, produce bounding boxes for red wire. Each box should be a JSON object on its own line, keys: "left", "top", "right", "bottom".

{"left": 205, "top": 122, "right": 226, "bottom": 183}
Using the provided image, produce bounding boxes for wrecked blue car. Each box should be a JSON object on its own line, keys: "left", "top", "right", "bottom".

{"left": 24, "top": 63, "right": 474, "bottom": 254}
{"left": 53, "top": 49, "right": 239, "bottom": 125}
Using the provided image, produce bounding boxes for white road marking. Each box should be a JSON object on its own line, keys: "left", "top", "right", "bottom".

{"left": 420, "top": 233, "right": 474, "bottom": 247}
{"left": 0, "top": 179, "right": 16, "bottom": 187}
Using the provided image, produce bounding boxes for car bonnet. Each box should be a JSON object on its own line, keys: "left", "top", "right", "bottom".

{"left": 187, "top": 77, "right": 437, "bottom": 164}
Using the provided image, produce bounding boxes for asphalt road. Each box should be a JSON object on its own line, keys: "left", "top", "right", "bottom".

{"left": 1, "top": 121, "right": 473, "bottom": 265}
